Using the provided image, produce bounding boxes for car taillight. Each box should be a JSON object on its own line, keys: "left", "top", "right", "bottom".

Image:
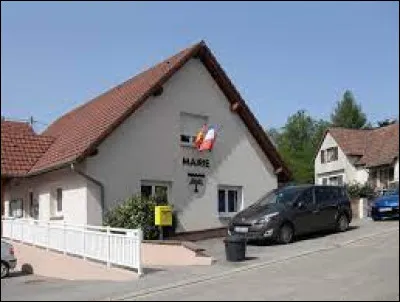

{"left": 9, "top": 246, "right": 14, "bottom": 255}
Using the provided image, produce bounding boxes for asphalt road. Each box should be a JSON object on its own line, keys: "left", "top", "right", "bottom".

{"left": 129, "top": 226, "right": 400, "bottom": 301}
{"left": 1, "top": 219, "right": 399, "bottom": 301}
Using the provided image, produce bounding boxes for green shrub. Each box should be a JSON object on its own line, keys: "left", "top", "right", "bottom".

{"left": 103, "top": 195, "right": 159, "bottom": 240}
{"left": 345, "top": 182, "right": 374, "bottom": 199}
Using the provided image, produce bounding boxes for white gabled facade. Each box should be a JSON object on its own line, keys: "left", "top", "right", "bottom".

{"left": 315, "top": 132, "right": 398, "bottom": 189}
{"left": 84, "top": 59, "right": 278, "bottom": 232}
{"left": 4, "top": 58, "right": 280, "bottom": 233}
{"left": 3, "top": 167, "right": 93, "bottom": 225}
{"left": 314, "top": 132, "right": 364, "bottom": 186}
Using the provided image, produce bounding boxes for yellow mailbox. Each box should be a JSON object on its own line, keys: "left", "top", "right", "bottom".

{"left": 155, "top": 205, "right": 173, "bottom": 226}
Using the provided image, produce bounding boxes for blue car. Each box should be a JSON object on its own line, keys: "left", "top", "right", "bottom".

{"left": 370, "top": 188, "right": 399, "bottom": 221}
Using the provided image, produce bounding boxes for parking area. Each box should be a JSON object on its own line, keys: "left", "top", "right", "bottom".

{"left": 1, "top": 218, "right": 398, "bottom": 301}
{"left": 194, "top": 218, "right": 399, "bottom": 266}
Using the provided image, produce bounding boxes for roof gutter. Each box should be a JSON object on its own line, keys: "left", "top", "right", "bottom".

{"left": 70, "top": 163, "right": 105, "bottom": 220}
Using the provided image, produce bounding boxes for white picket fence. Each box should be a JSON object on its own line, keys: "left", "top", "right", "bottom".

{"left": 1, "top": 218, "right": 143, "bottom": 275}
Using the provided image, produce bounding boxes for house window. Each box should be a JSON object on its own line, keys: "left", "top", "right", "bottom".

{"left": 322, "top": 178, "right": 328, "bottom": 185}
{"left": 326, "top": 147, "right": 338, "bottom": 162}
{"left": 56, "top": 188, "right": 63, "bottom": 213}
{"left": 29, "top": 192, "right": 38, "bottom": 218}
{"left": 180, "top": 112, "right": 208, "bottom": 147}
{"left": 9, "top": 199, "right": 23, "bottom": 218}
{"left": 389, "top": 167, "right": 395, "bottom": 181}
{"left": 218, "top": 186, "right": 242, "bottom": 215}
{"left": 321, "top": 150, "right": 325, "bottom": 164}
{"left": 328, "top": 175, "right": 343, "bottom": 186}
{"left": 141, "top": 181, "right": 169, "bottom": 205}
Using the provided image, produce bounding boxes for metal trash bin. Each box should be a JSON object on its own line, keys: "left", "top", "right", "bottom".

{"left": 224, "top": 235, "right": 246, "bottom": 262}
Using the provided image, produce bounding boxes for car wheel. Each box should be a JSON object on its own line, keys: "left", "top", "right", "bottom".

{"left": 372, "top": 216, "right": 380, "bottom": 221}
{"left": 336, "top": 214, "right": 349, "bottom": 232}
{"left": 278, "top": 223, "right": 294, "bottom": 244}
{"left": 1, "top": 262, "right": 9, "bottom": 279}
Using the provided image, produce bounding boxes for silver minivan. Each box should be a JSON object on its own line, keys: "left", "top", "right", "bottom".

{"left": 1, "top": 240, "right": 17, "bottom": 278}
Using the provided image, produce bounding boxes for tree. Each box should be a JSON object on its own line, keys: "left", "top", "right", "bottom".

{"left": 330, "top": 90, "right": 368, "bottom": 129}
{"left": 266, "top": 127, "right": 280, "bottom": 148}
{"left": 269, "top": 110, "right": 330, "bottom": 184}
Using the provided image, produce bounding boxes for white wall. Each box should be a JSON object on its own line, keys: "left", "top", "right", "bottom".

{"left": 356, "top": 167, "right": 369, "bottom": 184}
{"left": 314, "top": 133, "right": 367, "bottom": 185}
{"left": 395, "top": 158, "right": 399, "bottom": 182}
{"left": 85, "top": 58, "right": 278, "bottom": 232}
{"left": 86, "top": 178, "right": 102, "bottom": 225}
{"left": 4, "top": 168, "right": 89, "bottom": 225}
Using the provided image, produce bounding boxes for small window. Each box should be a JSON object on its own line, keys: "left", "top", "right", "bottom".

{"left": 322, "top": 178, "right": 328, "bottom": 185}
{"left": 141, "top": 185, "right": 152, "bottom": 200}
{"left": 228, "top": 190, "right": 238, "bottom": 212}
{"left": 29, "top": 192, "right": 35, "bottom": 218}
{"left": 218, "top": 190, "right": 226, "bottom": 212}
{"left": 321, "top": 150, "right": 325, "bottom": 164}
{"left": 326, "top": 147, "right": 338, "bottom": 162}
{"left": 337, "top": 175, "right": 343, "bottom": 186}
{"left": 140, "top": 181, "right": 169, "bottom": 205}
{"left": 180, "top": 112, "right": 208, "bottom": 147}
{"left": 155, "top": 186, "right": 168, "bottom": 205}
{"left": 9, "top": 199, "right": 23, "bottom": 218}
{"left": 328, "top": 175, "right": 343, "bottom": 186}
{"left": 218, "top": 186, "right": 242, "bottom": 215}
{"left": 29, "top": 192, "right": 39, "bottom": 219}
{"left": 389, "top": 167, "right": 395, "bottom": 181}
{"left": 56, "top": 188, "right": 63, "bottom": 213}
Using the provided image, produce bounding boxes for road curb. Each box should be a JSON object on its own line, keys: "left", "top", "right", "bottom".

{"left": 106, "top": 227, "right": 399, "bottom": 301}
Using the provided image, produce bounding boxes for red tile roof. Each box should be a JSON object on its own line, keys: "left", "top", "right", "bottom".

{"left": 1, "top": 120, "right": 36, "bottom": 136}
{"left": 328, "top": 128, "right": 369, "bottom": 156}
{"left": 2, "top": 41, "right": 291, "bottom": 181}
{"left": 1, "top": 121, "right": 55, "bottom": 177}
{"left": 328, "top": 123, "right": 399, "bottom": 168}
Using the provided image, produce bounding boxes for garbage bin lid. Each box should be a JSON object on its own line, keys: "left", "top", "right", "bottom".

{"left": 224, "top": 235, "right": 246, "bottom": 243}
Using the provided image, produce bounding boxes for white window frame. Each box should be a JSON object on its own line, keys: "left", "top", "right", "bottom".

{"left": 140, "top": 180, "right": 171, "bottom": 205}
{"left": 179, "top": 112, "right": 208, "bottom": 148}
{"left": 217, "top": 186, "right": 243, "bottom": 217}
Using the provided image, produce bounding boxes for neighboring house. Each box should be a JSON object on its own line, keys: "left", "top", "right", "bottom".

{"left": 314, "top": 123, "right": 399, "bottom": 189}
{"left": 1, "top": 41, "right": 291, "bottom": 234}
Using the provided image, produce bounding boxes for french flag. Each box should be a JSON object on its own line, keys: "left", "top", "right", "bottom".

{"left": 199, "top": 126, "right": 216, "bottom": 151}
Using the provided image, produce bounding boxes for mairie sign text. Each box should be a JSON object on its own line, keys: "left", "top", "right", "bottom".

{"left": 182, "top": 157, "right": 210, "bottom": 168}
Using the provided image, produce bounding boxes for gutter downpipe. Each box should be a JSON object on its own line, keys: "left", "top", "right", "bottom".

{"left": 70, "top": 163, "right": 105, "bottom": 221}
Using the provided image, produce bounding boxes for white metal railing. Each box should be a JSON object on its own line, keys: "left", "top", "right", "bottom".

{"left": 1, "top": 218, "right": 143, "bottom": 275}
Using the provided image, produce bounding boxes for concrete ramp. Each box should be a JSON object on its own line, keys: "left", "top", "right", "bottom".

{"left": 10, "top": 241, "right": 138, "bottom": 281}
